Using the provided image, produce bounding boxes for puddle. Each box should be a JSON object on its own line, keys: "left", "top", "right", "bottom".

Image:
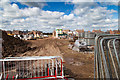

{"left": 72, "top": 62, "right": 84, "bottom": 66}
{"left": 65, "top": 58, "right": 84, "bottom": 66}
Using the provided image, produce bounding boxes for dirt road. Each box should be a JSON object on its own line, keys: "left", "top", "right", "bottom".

{"left": 16, "top": 38, "right": 94, "bottom": 79}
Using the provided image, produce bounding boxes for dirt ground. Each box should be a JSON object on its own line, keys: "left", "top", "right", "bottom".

{"left": 2, "top": 31, "right": 30, "bottom": 57}
{"left": 15, "top": 38, "right": 94, "bottom": 79}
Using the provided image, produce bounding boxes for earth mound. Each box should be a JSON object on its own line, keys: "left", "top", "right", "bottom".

{"left": 2, "top": 31, "right": 30, "bottom": 57}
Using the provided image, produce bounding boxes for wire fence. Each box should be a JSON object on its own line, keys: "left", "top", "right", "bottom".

{"left": 94, "top": 34, "right": 120, "bottom": 80}
{"left": 0, "top": 56, "right": 65, "bottom": 80}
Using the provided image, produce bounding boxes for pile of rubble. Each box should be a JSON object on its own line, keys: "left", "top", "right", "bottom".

{"left": 68, "top": 39, "right": 94, "bottom": 52}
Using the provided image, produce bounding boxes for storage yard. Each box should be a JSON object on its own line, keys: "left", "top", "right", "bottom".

{"left": 2, "top": 31, "right": 94, "bottom": 79}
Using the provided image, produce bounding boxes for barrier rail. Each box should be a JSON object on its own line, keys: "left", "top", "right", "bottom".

{"left": 94, "top": 34, "right": 120, "bottom": 79}
{"left": 0, "top": 56, "right": 65, "bottom": 80}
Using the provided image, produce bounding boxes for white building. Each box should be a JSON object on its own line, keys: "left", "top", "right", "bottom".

{"left": 56, "top": 29, "right": 63, "bottom": 38}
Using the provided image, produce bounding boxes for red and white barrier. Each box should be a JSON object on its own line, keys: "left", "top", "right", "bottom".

{"left": 0, "top": 56, "right": 66, "bottom": 80}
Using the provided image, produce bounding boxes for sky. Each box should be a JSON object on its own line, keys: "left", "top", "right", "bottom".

{"left": 0, "top": 0, "right": 119, "bottom": 32}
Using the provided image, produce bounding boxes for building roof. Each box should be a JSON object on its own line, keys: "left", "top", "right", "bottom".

{"left": 113, "top": 30, "right": 120, "bottom": 34}
{"left": 106, "top": 30, "right": 114, "bottom": 34}
{"left": 28, "top": 30, "right": 42, "bottom": 35}
{"left": 75, "top": 29, "right": 84, "bottom": 33}
{"left": 63, "top": 30, "right": 70, "bottom": 32}
{"left": 92, "top": 29, "right": 104, "bottom": 33}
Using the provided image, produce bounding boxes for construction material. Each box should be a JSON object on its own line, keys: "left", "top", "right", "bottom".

{"left": 70, "top": 39, "right": 88, "bottom": 52}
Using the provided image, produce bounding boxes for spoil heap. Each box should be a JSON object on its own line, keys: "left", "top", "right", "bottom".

{"left": 21, "top": 38, "right": 63, "bottom": 57}
{"left": 2, "top": 31, "right": 30, "bottom": 57}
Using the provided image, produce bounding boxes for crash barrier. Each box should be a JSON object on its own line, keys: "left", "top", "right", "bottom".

{"left": 94, "top": 34, "right": 120, "bottom": 79}
{"left": 0, "top": 56, "right": 66, "bottom": 80}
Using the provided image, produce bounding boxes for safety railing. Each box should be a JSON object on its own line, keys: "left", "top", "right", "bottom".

{"left": 0, "top": 56, "right": 65, "bottom": 80}
{"left": 94, "top": 34, "right": 120, "bottom": 79}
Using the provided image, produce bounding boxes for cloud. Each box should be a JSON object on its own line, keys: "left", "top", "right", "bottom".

{"left": 74, "top": 7, "right": 89, "bottom": 15}
{"left": 40, "top": 10, "right": 64, "bottom": 19}
{"left": 60, "top": 13, "right": 74, "bottom": 20}
{"left": 0, "top": 0, "right": 118, "bottom": 32}
{"left": 64, "top": 2, "right": 118, "bottom": 31}
{"left": 20, "top": 7, "right": 40, "bottom": 17}
{"left": 2, "top": 2, "right": 41, "bottom": 18}
{"left": 66, "top": 0, "right": 119, "bottom": 3}
{"left": 20, "top": 2, "right": 46, "bottom": 8}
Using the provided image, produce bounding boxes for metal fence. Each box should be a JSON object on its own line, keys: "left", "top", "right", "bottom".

{"left": 0, "top": 56, "right": 65, "bottom": 80}
{"left": 94, "top": 34, "right": 120, "bottom": 79}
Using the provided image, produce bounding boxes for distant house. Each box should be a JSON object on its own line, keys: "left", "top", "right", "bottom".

{"left": 58, "top": 33, "right": 67, "bottom": 39}
{"left": 52, "top": 30, "right": 56, "bottom": 38}
{"left": 22, "top": 30, "right": 30, "bottom": 35}
{"left": 106, "top": 30, "right": 120, "bottom": 34}
{"left": 113, "top": 30, "right": 120, "bottom": 34}
{"left": 106, "top": 30, "right": 114, "bottom": 34}
{"left": 92, "top": 29, "right": 104, "bottom": 33}
{"left": 12, "top": 30, "right": 23, "bottom": 35}
{"left": 68, "top": 31, "right": 73, "bottom": 35}
{"left": 78, "top": 31, "right": 96, "bottom": 46}
{"left": 28, "top": 30, "right": 43, "bottom": 38}
{"left": 21, "top": 30, "right": 43, "bottom": 40}
{"left": 6, "top": 31, "right": 12, "bottom": 34}
{"left": 53, "top": 29, "right": 70, "bottom": 39}
{"left": 63, "top": 30, "right": 70, "bottom": 34}
{"left": 73, "top": 29, "right": 84, "bottom": 36}
{"left": 43, "top": 33, "right": 52, "bottom": 37}
{"left": 52, "top": 29, "right": 63, "bottom": 38}
{"left": 63, "top": 30, "right": 73, "bottom": 39}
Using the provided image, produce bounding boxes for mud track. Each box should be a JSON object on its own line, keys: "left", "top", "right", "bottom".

{"left": 18, "top": 38, "right": 94, "bottom": 79}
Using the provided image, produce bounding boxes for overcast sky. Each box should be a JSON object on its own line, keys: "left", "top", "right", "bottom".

{"left": 0, "top": 0, "right": 119, "bottom": 32}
